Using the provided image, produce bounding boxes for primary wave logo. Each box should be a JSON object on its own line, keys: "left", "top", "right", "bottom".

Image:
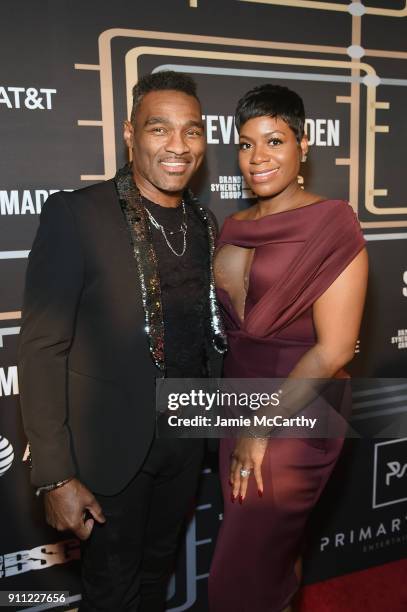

{"left": 0, "top": 435, "right": 14, "bottom": 476}
{"left": 386, "top": 461, "right": 407, "bottom": 486}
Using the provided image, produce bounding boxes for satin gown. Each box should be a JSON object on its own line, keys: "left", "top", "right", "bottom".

{"left": 208, "top": 200, "right": 365, "bottom": 612}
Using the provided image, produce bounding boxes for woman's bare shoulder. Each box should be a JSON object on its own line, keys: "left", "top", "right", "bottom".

{"left": 230, "top": 205, "right": 257, "bottom": 221}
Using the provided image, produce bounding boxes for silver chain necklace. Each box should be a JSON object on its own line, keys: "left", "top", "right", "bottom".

{"left": 144, "top": 201, "right": 187, "bottom": 257}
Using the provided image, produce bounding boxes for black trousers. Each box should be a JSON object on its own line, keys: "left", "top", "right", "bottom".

{"left": 78, "top": 437, "right": 205, "bottom": 612}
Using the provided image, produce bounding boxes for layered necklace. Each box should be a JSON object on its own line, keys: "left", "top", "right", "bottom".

{"left": 144, "top": 200, "right": 187, "bottom": 257}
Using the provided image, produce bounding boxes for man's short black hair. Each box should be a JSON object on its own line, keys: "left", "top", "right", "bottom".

{"left": 235, "top": 84, "right": 305, "bottom": 142}
{"left": 130, "top": 71, "right": 199, "bottom": 123}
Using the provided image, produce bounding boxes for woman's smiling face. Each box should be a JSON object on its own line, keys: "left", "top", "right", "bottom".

{"left": 238, "top": 115, "right": 308, "bottom": 199}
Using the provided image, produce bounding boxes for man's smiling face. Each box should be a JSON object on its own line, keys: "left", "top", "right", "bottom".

{"left": 124, "top": 89, "right": 206, "bottom": 203}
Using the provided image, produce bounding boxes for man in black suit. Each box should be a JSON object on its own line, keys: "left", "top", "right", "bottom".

{"left": 18, "top": 71, "right": 226, "bottom": 611}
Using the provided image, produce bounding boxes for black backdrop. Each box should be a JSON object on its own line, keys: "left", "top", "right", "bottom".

{"left": 1, "top": 1, "right": 407, "bottom": 610}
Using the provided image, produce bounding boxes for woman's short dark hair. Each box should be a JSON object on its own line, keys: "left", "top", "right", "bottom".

{"left": 235, "top": 84, "right": 305, "bottom": 142}
{"left": 131, "top": 71, "right": 199, "bottom": 124}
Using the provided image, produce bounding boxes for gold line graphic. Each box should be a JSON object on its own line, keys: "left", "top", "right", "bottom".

{"left": 124, "top": 46, "right": 378, "bottom": 118}
{"left": 365, "top": 49, "right": 407, "bottom": 60}
{"left": 74, "top": 30, "right": 348, "bottom": 181}
{"left": 77, "top": 120, "right": 103, "bottom": 126}
{"left": 126, "top": 45, "right": 404, "bottom": 220}
{"left": 239, "top": 0, "right": 407, "bottom": 17}
{"left": 349, "top": 4, "right": 361, "bottom": 215}
{"left": 74, "top": 63, "right": 100, "bottom": 70}
{"left": 366, "top": 3, "right": 407, "bottom": 17}
{"left": 74, "top": 28, "right": 407, "bottom": 226}
{"left": 240, "top": 0, "right": 348, "bottom": 11}
{"left": 0, "top": 311, "right": 21, "bottom": 321}
{"left": 75, "top": 28, "right": 407, "bottom": 181}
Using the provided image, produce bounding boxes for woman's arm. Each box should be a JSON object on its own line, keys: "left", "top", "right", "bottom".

{"left": 290, "top": 247, "right": 368, "bottom": 378}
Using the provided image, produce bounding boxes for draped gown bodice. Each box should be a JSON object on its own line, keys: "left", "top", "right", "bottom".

{"left": 214, "top": 199, "right": 366, "bottom": 378}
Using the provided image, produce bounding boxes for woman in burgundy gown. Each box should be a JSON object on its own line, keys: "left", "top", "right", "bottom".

{"left": 209, "top": 84, "right": 368, "bottom": 612}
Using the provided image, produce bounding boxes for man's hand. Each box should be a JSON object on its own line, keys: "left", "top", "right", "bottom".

{"left": 44, "top": 478, "right": 106, "bottom": 540}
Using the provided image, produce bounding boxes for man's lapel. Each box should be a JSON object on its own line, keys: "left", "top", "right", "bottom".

{"left": 115, "top": 164, "right": 165, "bottom": 372}
{"left": 115, "top": 163, "right": 227, "bottom": 374}
{"left": 186, "top": 190, "right": 227, "bottom": 356}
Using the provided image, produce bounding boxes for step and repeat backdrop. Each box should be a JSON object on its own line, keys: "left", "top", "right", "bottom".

{"left": 1, "top": 1, "right": 407, "bottom": 610}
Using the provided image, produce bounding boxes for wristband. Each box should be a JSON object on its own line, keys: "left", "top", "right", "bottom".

{"left": 35, "top": 478, "right": 72, "bottom": 497}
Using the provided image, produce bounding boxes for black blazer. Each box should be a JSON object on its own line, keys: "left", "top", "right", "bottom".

{"left": 19, "top": 179, "right": 216, "bottom": 495}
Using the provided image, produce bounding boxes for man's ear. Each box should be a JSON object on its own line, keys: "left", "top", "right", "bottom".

{"left": 123, "top": 120, "right": 134, "bottom": 149}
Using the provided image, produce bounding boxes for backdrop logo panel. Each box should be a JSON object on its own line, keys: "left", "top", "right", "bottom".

{"left": 373, "top": 438, "right": 407, "bottom": 508}
{"left": 1, "top": 1, "right": 407, "bottom": 607}
{"left": 73, "top": 21, "right": 407, "bottom": 231}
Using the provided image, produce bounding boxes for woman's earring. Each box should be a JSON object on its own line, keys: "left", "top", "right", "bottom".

{"left": 301, "top": 152, "right": 308, "bottom": 163}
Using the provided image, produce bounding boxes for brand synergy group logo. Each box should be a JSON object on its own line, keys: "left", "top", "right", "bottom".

{"left": 391, "top": 329, "right": 407, "bottom": 350}
{"left": 211, "top": 175, "right": 255, "bottom": 200}
{"left": 390, "top": 273, "right": 407, "bottom": 348}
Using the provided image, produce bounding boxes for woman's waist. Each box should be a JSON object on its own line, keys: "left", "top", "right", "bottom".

{"left": 223, "top": 332, "right": 314, "bottom": 377}
{"left": 226, "top": 328, "right": 314, "bottom": 348}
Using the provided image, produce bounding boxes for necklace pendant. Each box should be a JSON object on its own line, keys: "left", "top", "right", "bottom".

{"left": 144, "top": 200, "right": 187, "bottom": 257}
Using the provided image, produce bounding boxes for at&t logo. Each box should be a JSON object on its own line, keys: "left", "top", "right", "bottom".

{"left": 0, "top": 435, "right": 14, "bottom": 476}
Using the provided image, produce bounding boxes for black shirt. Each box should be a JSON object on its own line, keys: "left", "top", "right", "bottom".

{"left": 142, "top": 197, "right": 210, "bottom": 378}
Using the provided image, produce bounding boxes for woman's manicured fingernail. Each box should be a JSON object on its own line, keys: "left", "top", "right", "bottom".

{"left": 231, "top": 492, "right": 236, "bottom": 503}
{"left": 239, "top": 495, "right": 243, "bottom": 505}
{"left": 258, "top": 490, "right": 263, "bottom": 498}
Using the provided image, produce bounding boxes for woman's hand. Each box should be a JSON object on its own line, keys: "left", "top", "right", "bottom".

{"left": 230, "top": 437, "right": 268, "bottom": 502}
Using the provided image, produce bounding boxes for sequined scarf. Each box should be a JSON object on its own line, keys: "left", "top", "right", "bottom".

{"left": 114, "top": 163, "right": 227, "bottom": 372}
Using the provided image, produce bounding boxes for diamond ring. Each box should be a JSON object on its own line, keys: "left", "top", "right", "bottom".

{"left": 240, "top": 468, "right": 251, "bottom": 478}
